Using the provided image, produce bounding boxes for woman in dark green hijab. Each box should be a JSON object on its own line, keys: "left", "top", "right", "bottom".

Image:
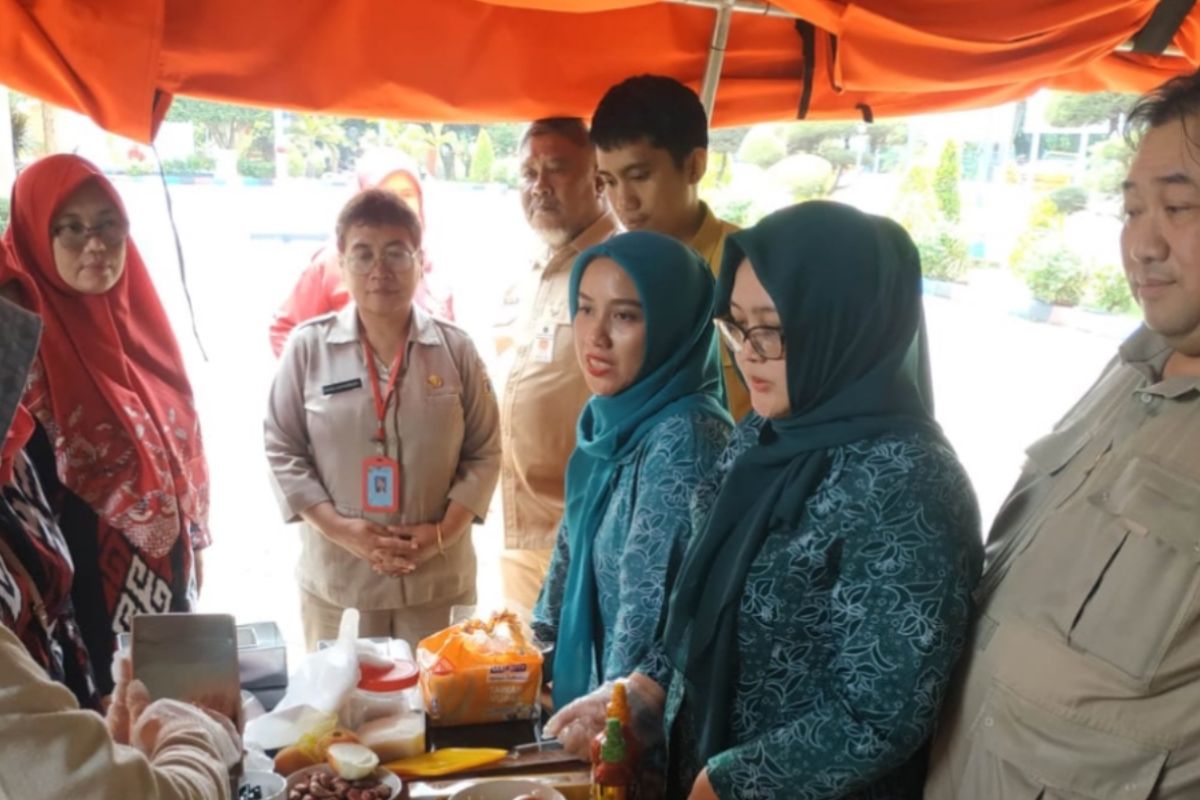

{"left": 532, "top": 230, "right": 732, "bottom": 710}
{"left": 548, "top": 202, "right": 983, "bottom": 800}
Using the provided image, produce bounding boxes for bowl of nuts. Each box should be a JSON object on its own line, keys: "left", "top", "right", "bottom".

{"left": 285, "top": 765, "right": 401, "bottom": 800}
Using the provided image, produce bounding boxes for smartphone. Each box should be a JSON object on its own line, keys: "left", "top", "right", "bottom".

{"left": 131, "top": 613, "right": 242, "bottom": 727}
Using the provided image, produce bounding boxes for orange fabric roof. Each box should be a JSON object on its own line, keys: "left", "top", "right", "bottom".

{"left": 2, "top": 0, "right": 1198, "bottom": 144}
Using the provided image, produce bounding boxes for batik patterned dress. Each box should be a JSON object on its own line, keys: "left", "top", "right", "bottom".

{"left": 651, "top": 424, "right": 982, "bottom": 800}
{"left": 0, "top": 450, "right": 99, "bottom": 709}
{"left": 533, "top": 409, "right": 731, "bottom": 688}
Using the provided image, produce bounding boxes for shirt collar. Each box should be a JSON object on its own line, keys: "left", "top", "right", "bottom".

{"left": 325, "top": 302, "right": 441, "bottom": 347}
{"left": 688, "top": 202, "right": 725, "bottom": 260}
{"left": 538, "top": 210, "right": 620, "bottom": 276}
{"left": 1120, "top": 324, "right": 1200, "bottom": 398}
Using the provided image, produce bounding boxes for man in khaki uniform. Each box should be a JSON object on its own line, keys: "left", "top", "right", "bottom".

{"left": 590, "top": 74, "right": 750, "bottom": 420}
{"left": 498, "top": 118, "right": 619, "bottom": 613}
{"left": 925, "top": 73, "right": 1200, "bottom": 798}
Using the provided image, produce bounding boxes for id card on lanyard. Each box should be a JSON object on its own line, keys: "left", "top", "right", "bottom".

{"left": 361, "top": 341, "right": 404, "bottom": 514}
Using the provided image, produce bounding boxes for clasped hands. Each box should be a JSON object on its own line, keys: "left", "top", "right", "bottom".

{"left": 330, "top": 517, "right": 443, "bottom": 576}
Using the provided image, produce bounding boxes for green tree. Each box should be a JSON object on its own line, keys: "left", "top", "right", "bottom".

{"left": 784, "top": 121, "right": 857, "bottom": 154}
{"left": 469, "top": 129, "right": 496, "bottom": 182}
{"left": 892, "top": 163, "right": 939, "bottom": 239}
{"left": 1045, "top": 91, "right": 1139, "bottom": 133}
{"left": 288, "top": 114, "right": 348, "bottom": 177}
{"left": 1086, "top": 133, "right": 1136, "bottom": 199}
{"left": 933, "top": 140, "right": 962, "bottom": 222}
{"left": 8, "top": 92, "right": 27, "bottom": 160}
{"left": 766, "top": 153, "right": 835, "bottom": 202}
{"left": 166, "top": 98, "right": 270, "bottom": 151}
{"left": 708, "top": 127, "right": 750, "bottom": 184}
{"left": 486, "top": 123, "right": 523, "bottom": 158}
{"left": 737, "top": 125, "right": 786, "bottom": 169}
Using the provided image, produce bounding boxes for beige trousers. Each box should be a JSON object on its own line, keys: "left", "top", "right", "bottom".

{"left": 498, "top": 547, "right": 554, "bottom": 616}
{"left": 300, "top": 586, "right": 477, "bottom": 652}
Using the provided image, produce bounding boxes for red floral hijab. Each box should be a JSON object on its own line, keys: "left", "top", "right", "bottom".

{"left": 0, "top": 155, "right": 209, "bottom": 558}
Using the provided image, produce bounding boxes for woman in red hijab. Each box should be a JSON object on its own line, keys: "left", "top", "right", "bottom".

{"left": 1, "top": 154, "right": 210, "bottom": 696}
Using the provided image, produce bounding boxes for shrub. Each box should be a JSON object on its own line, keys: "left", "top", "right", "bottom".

{"left": 1087, "top": 264, "right": 1137, "bottom": 315}
{"left": 161, "top": 153, "right": 216, "bottom": 175}
{"left": 1019, "top": 240, "right": 1088, "bottom": 306}
{"left": 891, "top": 164, "right": 939, "bottom": 238}
{"left": 1049, "top": 185, "right": 1088, "bottom": 215}
{"left": 1086, "top": 133, "right": 1135, "bottom": 198}
{"left": 491, "top": 157, "right": 519, "bottom": 188}
{"left": 765, "top": 153, "right": 835, "bottom": 202}
{"left": 711, "top": 195, "right": 754, "bottom": 227}
{"left": 237, "top": 157, "right": 275, "bottom": 180}
{"left": 1009, "top": 199, "right": 1064, "bottom": 272}
{"left": 918, "top": 226, "right": 971, "bottom": 283}
{"left": 469, "top": 129, "right": 495, "bottom": 183}
{"left": 0, "top": 197, "right": 8, "bottom": 229}
{"left": 737, "top": 125, "right": 787, "bottom": 169}
{"left": 933, "top": 140, "right": 962, "bottom": 222}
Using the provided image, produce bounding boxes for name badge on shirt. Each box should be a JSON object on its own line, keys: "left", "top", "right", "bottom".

{"left": 532, "top": 324, "right": 556, "bottom": 364}
{"left": 362, "top": 455, "right": 401, "bottom": 513}
{"left": 322, "top": 378, "right": 364, "bottom": 395}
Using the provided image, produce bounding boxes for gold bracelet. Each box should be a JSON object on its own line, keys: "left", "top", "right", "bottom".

{"left": 436, "top": 522, "right": 445, "bottom": 557}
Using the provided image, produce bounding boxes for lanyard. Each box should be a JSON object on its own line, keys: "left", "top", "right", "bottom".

{"left": 362, "top": 341, "right": 405, "bottom": 448}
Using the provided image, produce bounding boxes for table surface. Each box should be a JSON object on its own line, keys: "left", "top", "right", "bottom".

{"left": 402, "top": 718, "right": 590, "bottom": 798}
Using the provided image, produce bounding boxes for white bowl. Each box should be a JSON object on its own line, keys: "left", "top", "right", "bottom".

{"left": 238, "top": 770, "right": 286, "bottom": 800}
{"left": 448, "top": 778, "right": 567, "bottom": 800}
{"left": 284, "top": 765, "right": 402, "bottom": 799}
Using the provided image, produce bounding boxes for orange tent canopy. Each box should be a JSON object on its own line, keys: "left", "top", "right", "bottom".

{"left": 2, "top": 0, "right": 1198, "bottom": 143}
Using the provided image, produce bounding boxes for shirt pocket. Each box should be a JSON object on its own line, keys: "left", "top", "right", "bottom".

{"left": 304, "top": 379, "right": 370, "bottom": 453}
{"left": 416, "top": 389, "right": 465, "bottom": 451}
{"left": 961, "top": 685, "right": 1167, "bottom": 799}
{"left": 1023, "top": 422, "right": 1092, "bottom": 503}
{"left": 1064, "top": 457, "right": 1200, "bottom": 687}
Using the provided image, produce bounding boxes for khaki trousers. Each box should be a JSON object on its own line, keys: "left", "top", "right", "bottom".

{"left": 300, "top": 586, "right": 477, "bottom": 652}
{"left": 498, "top": 547, "right": 554, "bottom": 616}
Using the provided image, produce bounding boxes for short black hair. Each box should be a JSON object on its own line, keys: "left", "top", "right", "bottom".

{"left": 522, "top": 117, "right": 591, "bottom": 150}
{"left": 336, "top": 188, "right": 422, "bottom": 251}
{"left": 590, "top": 75, "right": 709, "bottom": 167}
{"left": 1125, "top": 69, "right": 1200, "bottom": 144}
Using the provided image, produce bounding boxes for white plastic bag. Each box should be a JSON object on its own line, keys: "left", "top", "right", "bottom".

{"left": 243, "top": 608, "right": 360, "bottom": 750}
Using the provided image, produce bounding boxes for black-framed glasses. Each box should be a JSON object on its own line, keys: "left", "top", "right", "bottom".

{"left": 51, "top": 219, "right": 128, "bottom": 251}
{"left": 343, "top": 246, "right": 421, "bottom": 275}
{"left": 715, "top": 318, "right": 786, "bottom": 361}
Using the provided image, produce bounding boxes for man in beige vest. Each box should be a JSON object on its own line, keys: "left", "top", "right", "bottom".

{"left": 497, "top": 118, "right": 619, "bottom": 613}
{"left": 925, "top": 72, "right": 1200, "bottom": 798}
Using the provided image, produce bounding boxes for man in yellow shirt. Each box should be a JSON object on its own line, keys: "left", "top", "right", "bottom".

{"left": 590, "top": 74, "right": 750, "bottom": 420}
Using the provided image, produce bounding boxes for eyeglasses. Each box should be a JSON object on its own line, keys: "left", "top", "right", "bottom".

{"left": 343, "top": 246, "right": 421, "bottom": 275}
{"left": 715, "top": 318, "right": 786, "bottom": 361}
{"left": 51, "top": 219, "right": 128, "bottom": 251}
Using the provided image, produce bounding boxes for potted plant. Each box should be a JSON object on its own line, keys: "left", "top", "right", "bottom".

{"left": 918, "top": 225, "right": 970, "bottom": 297}
{"left": 1015, "top": 239, "right": 1087, "bottom": 322}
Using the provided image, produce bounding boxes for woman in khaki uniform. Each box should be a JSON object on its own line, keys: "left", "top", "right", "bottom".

{"left": 265, "top": 189, "right": 501, "bottom": 650}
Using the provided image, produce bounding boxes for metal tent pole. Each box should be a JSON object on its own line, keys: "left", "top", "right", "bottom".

{"left": 666, "top": 0, "right": 798, "bottom": 117}
{"left": 699, "top": 1, "right": 734, "bottom": 117}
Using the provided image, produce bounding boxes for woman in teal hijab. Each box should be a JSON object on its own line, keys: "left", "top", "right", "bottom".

{"left": 547, "top": 202, "right": 983, "bottom": 800}
{"left": 532, "top": 231, "right": 732, "bottom": 710}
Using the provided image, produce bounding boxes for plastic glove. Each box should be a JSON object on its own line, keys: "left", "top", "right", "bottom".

{"left": 105, "top": 649, "right": 135, "bottom": 744}
{"left": 132, "top": 695, "right": 243, "bottom": 771}
{"left": 544, "top": 673, "right": 666, "bottom": 760}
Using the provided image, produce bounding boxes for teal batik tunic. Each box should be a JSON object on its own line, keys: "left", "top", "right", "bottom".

{"left": 533, "top": 409, "right": 731, "bottom": 689}
{"left": 648, "top": 421, "right": 982, "bottom": 800}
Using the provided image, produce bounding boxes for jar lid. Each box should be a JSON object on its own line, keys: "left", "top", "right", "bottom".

{"left": 358, "top": 658, "right": 419, "bottom": 692}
